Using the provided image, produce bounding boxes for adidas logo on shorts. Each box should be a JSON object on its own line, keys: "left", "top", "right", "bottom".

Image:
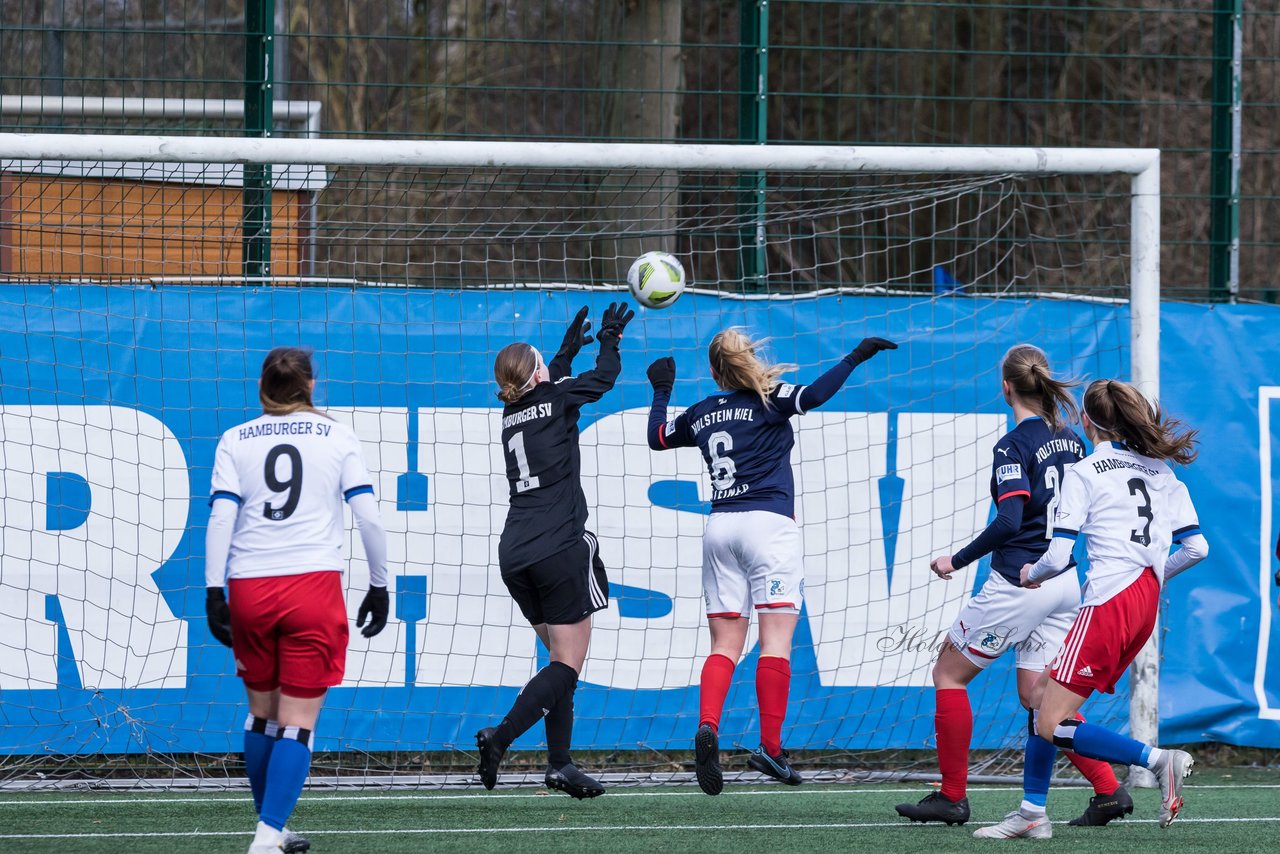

{"left": 1077, "top": 665, "right": 1094, "bottom": 677}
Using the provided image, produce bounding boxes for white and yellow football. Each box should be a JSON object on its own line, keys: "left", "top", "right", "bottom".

{"left": 626, "top": 251, "right": 687, "bottom": 309}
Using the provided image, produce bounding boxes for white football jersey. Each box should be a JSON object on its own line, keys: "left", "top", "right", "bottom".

{"left": 209, "top": 411, "right": 375, "bottom": 580}
{"left": 1051, "top": 441, "right": 1200, "bottom": 606}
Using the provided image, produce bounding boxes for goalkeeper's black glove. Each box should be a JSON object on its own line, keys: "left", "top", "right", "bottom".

{"left": 557, "top": 306, "right": 594, "bottom": 359}
{"left": 205, "top": 587, "right": 234, "bottom": 648}
{"left": 597, "top": 301, "right": 635, "bottom": 346}
{"left": 647, "top": 357, "right": 676, "bottom": 393}
{"left": 357, "top": 586, "right": 390, "bottom": 638}
{"left": 849, "top": 336, "right": 898, "bottom": 366}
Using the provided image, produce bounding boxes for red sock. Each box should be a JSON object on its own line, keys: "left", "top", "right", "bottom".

{"left": 1064, "top": 712, "right": 1118, "bottom": 795}
{"left": 935, "top": 688, "right": 972, "bottom": 801}
{"left": 699, "top": 654, "right": 736, "bottom": 731}
{"left": 756, "top": 656, "right": 792, "bottom": 755}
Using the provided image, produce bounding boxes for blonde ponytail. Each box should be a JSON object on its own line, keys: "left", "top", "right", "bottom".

{"left": 708, "top": 328, "right": 795, "bottom": 407}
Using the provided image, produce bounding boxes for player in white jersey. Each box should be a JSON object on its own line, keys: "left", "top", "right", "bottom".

{"left": 204, "top": 347, "right": 389, "bottom": 854}
{"left": 1007, "top": 379, "right": 1208, "bottom": 834}
{"left": 897, "top": 345, "right": 1123, "bottom": 834}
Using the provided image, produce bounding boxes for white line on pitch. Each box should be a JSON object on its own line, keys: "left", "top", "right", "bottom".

{"left": 1, "top": 781, "right": 1273, "bottom": 807}
{"left": 0, "top": 786, "right": 1019, "bottom": 806}
{"left": 4, "top": 816, "right": 1280, "bottom": 840}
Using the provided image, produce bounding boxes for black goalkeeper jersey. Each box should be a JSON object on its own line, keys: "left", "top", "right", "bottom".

{"left": 497, "top": 339, "right": 620, "bottom": 574}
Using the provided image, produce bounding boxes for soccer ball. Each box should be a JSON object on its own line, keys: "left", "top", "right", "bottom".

{"left": 626, "top": 251, "right": 686, "bottom": 309}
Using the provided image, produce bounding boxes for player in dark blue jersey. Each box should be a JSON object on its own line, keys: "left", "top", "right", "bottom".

{"left": 476, "top": 303, "right": 633, "bottom": 801}
{"left": 896, "top": 344, "right": 1126, "bottom": 833}
{"left": 647, "top": 328, "right": 895, "bottom": 794}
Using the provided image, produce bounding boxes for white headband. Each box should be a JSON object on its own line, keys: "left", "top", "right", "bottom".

{"left": 520, "top": 344, "right": 542, "bottom": 393}
{"left": 1084, "top": 404, "right": 1114, "bottom": 434}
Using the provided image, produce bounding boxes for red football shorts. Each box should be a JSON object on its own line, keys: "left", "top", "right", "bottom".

{"left": 228, "top": 570, "right": 348, "bottom": 695}
{"left": 1051, "top": 567, "right": 1160, "bottom": 697}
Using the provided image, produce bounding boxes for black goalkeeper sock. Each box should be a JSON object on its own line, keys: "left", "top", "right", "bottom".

{"left": 494, "top": 661, "right": 578, "bottom": 750}
{"left": 544, "top": 676, "right": 578, "bottom": 768}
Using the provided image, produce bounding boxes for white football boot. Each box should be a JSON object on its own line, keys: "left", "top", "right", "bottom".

{"left": 1153, "top": 748, "right": 1195, "bottom": 828}
{"left": 972, "top": 810, "right": 1053, "bottom": 839}
{"left": 247, "top": 820, "right": 284, "bottom": 853}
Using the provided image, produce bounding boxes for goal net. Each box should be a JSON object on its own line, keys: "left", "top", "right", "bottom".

{"left": 0, "top": 135, "right": 1158, "bottom": 787}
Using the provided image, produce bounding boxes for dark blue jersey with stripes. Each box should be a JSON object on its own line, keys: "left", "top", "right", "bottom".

{"left": 656, "top": 385, "right": 803, "bottom": 517}
{"left": 648, "top": 354, "right": 877, "bottom": 518}
{"left": 955, "top": 416, "right": 1086, "bottom": 584}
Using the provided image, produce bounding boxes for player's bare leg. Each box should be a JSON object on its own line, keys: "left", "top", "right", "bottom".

{"left": 539, "top": 620, "right": 604, "bottom": 798}
{"left": 546, "top": 618, "right": 592, "bottom": 671}
{"left": 747, "top": 612, "right": 802, "bottom": 785}
{"left": 1038, "top": 679, "right": 1191, "bottom": 828}
{"left": 694, "top": 616, "right": 748, "bottom": 795}
{"left": 896, "top": 643, "right": 976, "bottom": 825}
{"left": 1015, "top": 667, "right": 1128, "bottom": 825}
{"left": 986, "top": 667, "right": 1127, "bottom": 830}
{"left": 534, "top": 623, "right": 604, "bottom": 799}
{"left": 480, "top": 618, "right": 594, "bottom": 792}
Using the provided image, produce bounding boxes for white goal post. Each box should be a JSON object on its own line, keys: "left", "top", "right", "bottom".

{"left": 0, "top": 131, "right": 1161, "bottom": 376}
{"left": 0, "top": 133, "right": 1160, "bottom": 783}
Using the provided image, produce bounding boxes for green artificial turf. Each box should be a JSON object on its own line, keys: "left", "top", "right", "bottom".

{"left": 1, "top": 768, "right": 1276, "bottom": 853}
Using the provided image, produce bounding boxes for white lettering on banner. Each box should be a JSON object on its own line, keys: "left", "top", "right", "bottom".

{"left": 579, "top": 409, "right": 1003, "bottom": 689}
{"left": 326, "top": 408, "right": 537, "bottom": 689}
{"left": 0, "top": 406, "right": 189, "bottom": 690}
{"left": 0, "top": 405, "right": 1000, "bottom": 693}
{"left": 799, "top": 411, "right": 1003, "bottom": 687}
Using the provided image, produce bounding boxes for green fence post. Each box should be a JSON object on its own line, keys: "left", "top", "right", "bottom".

{"left": 738, "top": 0, "right": 767, "bottom": 292}
{"left": 1209, "top": 0, "right": 1242, "bottom": 303}
{"left": 243, "top": 0, "right": 275, "bottom": 283}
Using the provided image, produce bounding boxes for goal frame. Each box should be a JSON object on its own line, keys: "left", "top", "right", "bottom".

{"left": 0, "top": 133, "right": 1162, "bottom": 782}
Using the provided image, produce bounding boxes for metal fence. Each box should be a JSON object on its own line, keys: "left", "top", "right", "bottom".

{"left": 0, "top": 0, "right": 1274, "bottom": 302}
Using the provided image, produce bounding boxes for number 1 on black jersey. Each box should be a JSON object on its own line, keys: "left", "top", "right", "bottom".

{"left": 507, "top": 431, "right": 541, "bottom": 493}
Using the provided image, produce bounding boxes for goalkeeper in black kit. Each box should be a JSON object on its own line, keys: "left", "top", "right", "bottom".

{"left": 475, "top": 302, "right": 634, "bottom": 799}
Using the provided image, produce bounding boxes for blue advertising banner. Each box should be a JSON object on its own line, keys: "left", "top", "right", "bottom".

{"left": 0, "top": 286, "right": 1274, "bottom": 754}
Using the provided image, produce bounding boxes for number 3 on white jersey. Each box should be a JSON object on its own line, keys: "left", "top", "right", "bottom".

{"left": 708, "top": 430, "right": 737, "bottom": 491}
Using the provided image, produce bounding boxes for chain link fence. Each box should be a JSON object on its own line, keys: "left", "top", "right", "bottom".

{"left": 1, "top": 0, "right": 1275, "bottom": 301}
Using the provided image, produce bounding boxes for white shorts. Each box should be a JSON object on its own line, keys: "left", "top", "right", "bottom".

{"left": 948, "top": 568, "right": 1080, "bottom": 671}
{"left": 702, "top": 510, "right": 804, "bottom": 617}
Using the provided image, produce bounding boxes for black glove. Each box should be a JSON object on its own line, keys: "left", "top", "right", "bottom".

{"left": 849, "top": 336, "right": 898, "bottom": 366}
{"left": 597, "top": 301, "right": 635, "bottom": 345}
{"left": 205, "top": 586, "right": 234, "bottom": 648}
{"left": 357, "top": 586, "right": 389, "bottom": 638}
{"left": 647, "top": 357, "right": 676, "bottom": 392}
{"left": 557, "top": 306, "right": 594, "bottom": 358}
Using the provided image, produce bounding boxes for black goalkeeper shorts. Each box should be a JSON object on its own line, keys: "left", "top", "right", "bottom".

{"left": 503, "top": 531, "right": 609, "bottom": 626}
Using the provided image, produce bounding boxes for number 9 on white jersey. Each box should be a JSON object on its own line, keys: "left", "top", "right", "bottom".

{"left": 209, "top": 411, "right": 375, "bottom": 581}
